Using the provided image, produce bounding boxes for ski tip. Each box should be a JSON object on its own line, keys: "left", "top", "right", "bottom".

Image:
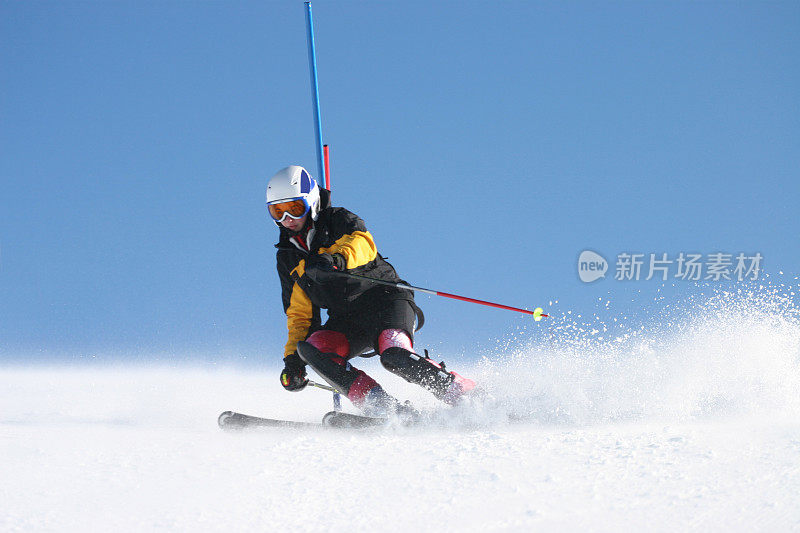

{"left": 217, "top": 411, "right": 236, "bottom": 428}
{"left": 321, "top": 411, "right": 339, "bottom": 426}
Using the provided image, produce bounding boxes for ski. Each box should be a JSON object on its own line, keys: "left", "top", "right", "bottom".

{"left": 218, "top": 410, "right": 388, "bottom": 430}
{"left": 218, "top": 411, "right": 321, "bottom": 429}
{"left": 322, "top": 411, "right": 388, "bottom": 428}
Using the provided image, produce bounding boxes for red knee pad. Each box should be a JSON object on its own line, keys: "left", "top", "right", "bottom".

{"left": 378, "top": 328, "right": 413, "bottom": 354}
{"left": 306, "top": 330, "right": 350, "bottom": 359}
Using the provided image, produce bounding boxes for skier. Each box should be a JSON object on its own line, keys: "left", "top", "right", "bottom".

{"left": 267, "top": 165, "right": 476, "bottom": 417}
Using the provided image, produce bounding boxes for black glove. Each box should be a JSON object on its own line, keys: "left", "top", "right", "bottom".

{"left": 304, "top": 253, "right": 345, "bottom": 284}
{"left": 280, "top": 352, "right": 308, "bottom": 392}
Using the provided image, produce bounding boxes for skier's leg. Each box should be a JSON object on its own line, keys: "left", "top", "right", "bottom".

{"left": 378, "top": 328, "right": 477, "bottom": 405}
{"left": 301, "top": 331, "right": 398, "bottom": 415}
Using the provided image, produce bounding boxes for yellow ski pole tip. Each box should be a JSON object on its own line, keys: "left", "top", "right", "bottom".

{"left": 533, "top": 307, "right": 545, "bottom": 321}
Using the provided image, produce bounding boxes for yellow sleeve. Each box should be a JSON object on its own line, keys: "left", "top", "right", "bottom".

{"left": 284, "top": 261, "right": 313, "bottom": 357}
{"left": 319, "top": 230, "right": 378, "bottom": 269}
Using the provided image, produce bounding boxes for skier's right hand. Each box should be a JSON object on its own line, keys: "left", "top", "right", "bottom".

{"left": 280, "top": 352, "right": 308, "bottom": 392}
{"left": 304, "top": 253, "right": 345, "bottom": 284}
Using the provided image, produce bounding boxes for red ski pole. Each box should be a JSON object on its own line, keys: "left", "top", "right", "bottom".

{"left": 338, "top": 272, "right": 548, "bottom": 320}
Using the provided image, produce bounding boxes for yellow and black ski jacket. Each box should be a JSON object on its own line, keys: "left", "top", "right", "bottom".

{"left": 275, "top": 189, "right": 416, "bottom": 357}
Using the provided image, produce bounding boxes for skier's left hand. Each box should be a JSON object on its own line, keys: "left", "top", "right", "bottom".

{"left": 305, "top": 253, "right": 345, "bottom": 283}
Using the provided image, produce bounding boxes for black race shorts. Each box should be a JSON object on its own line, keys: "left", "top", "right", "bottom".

{"left": 322, "top": 298, "right": 417, "bottom": 357}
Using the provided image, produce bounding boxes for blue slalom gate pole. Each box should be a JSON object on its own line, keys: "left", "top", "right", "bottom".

{"left": 304, "top": 2, "right": 325, "bottom": 182}
{"left": 304, "top": 3, "right": 338, "bottom": 410}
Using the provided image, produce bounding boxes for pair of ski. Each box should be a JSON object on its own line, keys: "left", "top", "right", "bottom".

{"left": 220, "top": 341, "right": 457, "bottom": 431}
{"left": 218, "top": 410, "right": 392, "bottom": 430}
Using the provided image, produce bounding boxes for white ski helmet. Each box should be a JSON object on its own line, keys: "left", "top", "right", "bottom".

{"left": 265, "top": 165, "right": 321, "bottom": 222}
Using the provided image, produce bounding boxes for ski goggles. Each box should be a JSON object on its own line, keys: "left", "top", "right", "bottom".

{"left": 268, "top": 197, "right": 311, "bottom": 222}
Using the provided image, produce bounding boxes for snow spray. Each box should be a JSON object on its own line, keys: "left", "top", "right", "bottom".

{"left": 466, "top": 280, "right": 800, "bottom": 427}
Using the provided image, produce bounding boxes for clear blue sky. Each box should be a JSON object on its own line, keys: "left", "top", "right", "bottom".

{"left": 1, "top": 1, "right": 798, "bottom": 363}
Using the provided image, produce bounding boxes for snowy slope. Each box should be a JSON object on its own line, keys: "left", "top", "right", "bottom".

{"left": 2, "top": 288, "right": 800, "bottom": 532}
